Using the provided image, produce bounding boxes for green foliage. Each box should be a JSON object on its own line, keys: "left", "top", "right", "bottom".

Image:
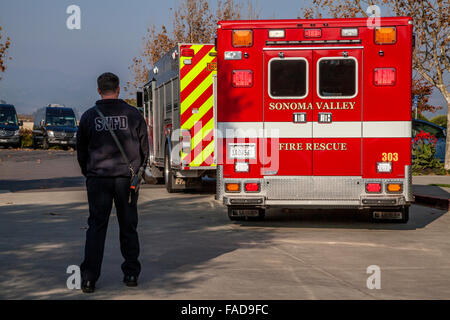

{"left": 430, "top": 115, "right": 447, "bottom": 128}
{"left": 19, "top": 128, "right": 33, "bottom": 148}
{"left": 412, "top": 112, "right": 429, "bottom": 121}
{"left": 412, "top": 130, "right": 445, "bottom": 175}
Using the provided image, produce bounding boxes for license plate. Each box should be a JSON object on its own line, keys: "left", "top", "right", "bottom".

{"left": 232, "top": 209, "right": 259, "bottom": 217}
{"left": 0, "top": 139, "right": 7, "bottom": 143}
{"left": 228, "top": 143, "right": 256, "bottom": 159}
{"left": 373, "top": 211, "right": 402, "bottom": 220}
{"left": 60, "top": 141, "right": 68, "bottom": 144}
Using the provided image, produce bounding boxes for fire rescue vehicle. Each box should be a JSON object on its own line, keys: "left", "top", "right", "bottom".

{"left": 137, "top": 44, "right": 217, "bottom": 192}
{"left": 215, "top": 17, "right": 413, "bottom": 222}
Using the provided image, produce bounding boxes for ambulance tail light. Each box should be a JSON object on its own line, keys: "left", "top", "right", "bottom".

{"left": 387, "top": 183, "right": 403, "bottom": 193}
{"left": 244, "top": 182, "right": 260, "bottom": 193}
{"left": 366, "top": 183, "right": 382, "bottom": 193}
{"left": 225, "top": 183, "right": 240, "bottom": 192}
{"left": 375, "top": 27, "right": 396, "bottom": 44}
{"left": 232, "top": 70, "right": 253, "bottom": 88}
{"left": 374, "top": 68, "right": 396, "bottom": 86}
{"left": 232, "top": 30, "right": 253, "bottom": 47}
{"left": 304, "top": 29, "right": 322, "bottom": 38}
{"left": 181, "top": 48, "right": 195, "bottom": 57}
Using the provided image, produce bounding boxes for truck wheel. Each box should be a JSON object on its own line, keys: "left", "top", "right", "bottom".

{"left": 396, "top": 206, "right": 409, "bottom": 224}
{"left": 42, "top": 138, "right": 49, "bottom": 150}
{"left": 164, "top": 148, "right": 175, "bottom": 193}
{"left": 143, "top": 168, "right": 157, "bottom": 184}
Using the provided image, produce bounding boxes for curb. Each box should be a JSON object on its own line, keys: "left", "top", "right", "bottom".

{"left": 413, "top": 194, "right": 450, "bottom": 210}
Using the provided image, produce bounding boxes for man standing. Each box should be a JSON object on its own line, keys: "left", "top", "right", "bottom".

{"left": 76, "top": 72, "right": 149, "bottom": 293}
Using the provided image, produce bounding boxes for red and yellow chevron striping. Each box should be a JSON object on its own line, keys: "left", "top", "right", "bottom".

{"left": 179, "top": 44, "right": 217, "bottom": 168}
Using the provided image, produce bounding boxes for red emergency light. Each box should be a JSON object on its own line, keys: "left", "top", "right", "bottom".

{"left": 232, "top": 70, "right": 253, "bottom": 88}
{"left": 374, "top": 68, "right": 396, "bottom": 86}
{"left": 181, "top": 48, "right": 195, "bottom": 57}
{"left": 304, "top": 29, "right": 322, "bottom": 38}
{"left": 244, "top": 182, "right": 260, "bottom": 192}
{"left": 366, "top": 183, "right": 382, "bottom": 193}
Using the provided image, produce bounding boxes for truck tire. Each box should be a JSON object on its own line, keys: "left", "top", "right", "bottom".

{"left": 164, "top": 147, "right": 175, "bottom": 193}
{"left": 396, "top": 206, "right": 409, "bottom": 224}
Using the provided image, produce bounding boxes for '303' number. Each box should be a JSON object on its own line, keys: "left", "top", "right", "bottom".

{"left": 382, "top": 152, "right": 399, "bottom": 162}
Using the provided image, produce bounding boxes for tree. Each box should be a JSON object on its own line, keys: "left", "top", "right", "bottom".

{"left": 0, "top": 25, "right": 12, "bottom": 82}
{"left": 430, "top": 114, "right": 447, "bottom": 127}
{"left": 301, "top": 0, "right": 450, "bottom": 170}
{"left": 125, "top": 25, "right": 175, "bottom": 94}
{"left": 126, "top": 0, "right": 260, "bottom": 95}
{"left": 411, "top": 78, "right": 443, "bottom": 118}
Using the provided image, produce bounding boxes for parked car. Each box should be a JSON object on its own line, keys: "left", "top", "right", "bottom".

{"left": 0, "top": 104, "right": 22, "bottom": 148}
{"left": 33, "top": 105, "right": 77, "bottom": 149}
{"left": 412, "top": 119, "right": 446, "bottom": 162}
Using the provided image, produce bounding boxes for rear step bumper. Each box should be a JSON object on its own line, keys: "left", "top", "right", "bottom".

{"left": 223, "top": 196, "right": 407, "bottom": 209}
{"left": 218, "top": 166, "right": 412, "bottom": 209}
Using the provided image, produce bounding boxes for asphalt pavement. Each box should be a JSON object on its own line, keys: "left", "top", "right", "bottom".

{"left": 0, "top": 149, "right": 449, "bottom": 299}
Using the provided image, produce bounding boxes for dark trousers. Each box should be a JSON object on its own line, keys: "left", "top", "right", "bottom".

{"left": 80, "top": 177, "right": 141, "bottom": 282}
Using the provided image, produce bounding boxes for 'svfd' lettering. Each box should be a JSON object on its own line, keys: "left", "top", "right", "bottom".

{"left": 95, "top": 116, "right": 128, "bottom": 131}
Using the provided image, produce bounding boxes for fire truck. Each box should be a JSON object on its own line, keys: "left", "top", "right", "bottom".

{"left": 137, "top": 44, "right": 217, "bottom": 192}
{"left": 215, "top": 17, "right": 413, "bottom": 222}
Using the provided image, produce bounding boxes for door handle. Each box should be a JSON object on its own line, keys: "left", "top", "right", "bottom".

{"left": 318, "top": 113, "right": 332, "bottom": 123}
{"left": 293, "top": 112, "right": 306, "bottom": 123}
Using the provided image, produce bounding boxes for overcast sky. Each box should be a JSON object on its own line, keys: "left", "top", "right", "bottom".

{"left": 0, "top": 0, "right": 446, "bottom": 118}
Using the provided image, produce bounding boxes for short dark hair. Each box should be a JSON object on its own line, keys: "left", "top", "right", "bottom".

{"left": 97, "top": 72, "right": 119, "bottom": 94}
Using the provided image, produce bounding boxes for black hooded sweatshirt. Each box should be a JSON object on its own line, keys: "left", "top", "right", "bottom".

{"left": 76, "top": 99, "right": 149, "bottom": 177}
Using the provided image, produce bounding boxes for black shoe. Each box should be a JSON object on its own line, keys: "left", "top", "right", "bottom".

{"left": 123, "top": 275, "right": 138, "bottom": 287}
{"left": 81, "top": 280, "right": 96, "bottom": 293}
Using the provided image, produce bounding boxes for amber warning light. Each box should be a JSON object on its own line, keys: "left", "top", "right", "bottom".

{"left": 232, "top": 30, "right": 253, "bottom": 47}
{"left": 375, "top": 27, "right": 396, "bottom": 44}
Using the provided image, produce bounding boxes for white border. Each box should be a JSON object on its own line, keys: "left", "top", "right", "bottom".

{"left": 217, "top": 121, "right": 411, "bottom": 139}
{"left": 268, "top": 57, "right": 309, "bottom": 100}
{"left": 228, "top": 143, "right": 257, "bottom": 159}
{"left": 316, "top": 56, "right": 358, "bottom": 99}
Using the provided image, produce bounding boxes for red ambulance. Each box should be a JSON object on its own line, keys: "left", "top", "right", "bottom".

{"left": 215, "top": 17, "right": 413, "bottom": 222}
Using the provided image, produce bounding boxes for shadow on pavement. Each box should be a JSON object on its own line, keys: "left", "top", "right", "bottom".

{"left": 232, "top": 206, "right": 448, "bottom": 231}
{"left": 0, "top": 177, "right": 86, "bottom": 192}
{"left": 0, "top": 195, "right": 275, "bottom": 299}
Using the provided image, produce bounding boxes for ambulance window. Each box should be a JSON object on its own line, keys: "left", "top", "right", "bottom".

{"left": 269, "top": 59, "right": 307, "bottom": 98}
{"left": 318, "top": 58, "right": 356, "bottom": 98}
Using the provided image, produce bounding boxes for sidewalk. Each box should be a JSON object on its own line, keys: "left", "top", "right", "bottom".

{"left": 412, "top": 175, "right": 450, "bottom": 210}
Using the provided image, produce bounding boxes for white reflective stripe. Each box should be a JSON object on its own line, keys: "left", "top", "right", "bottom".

{"left": 314, "top": 122, "right": 361, "bottom": 138}
{"left": 217, "top": 122, "right": 263, "bottom": 138}
{"left": 363, "top": 121, "right": 411, "bottom": 138}
{"left": 217, "top": 121, "right": 411, "bottom": 138}
{"left": 265, "top": 122, "right": 312, "bottom": 138}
